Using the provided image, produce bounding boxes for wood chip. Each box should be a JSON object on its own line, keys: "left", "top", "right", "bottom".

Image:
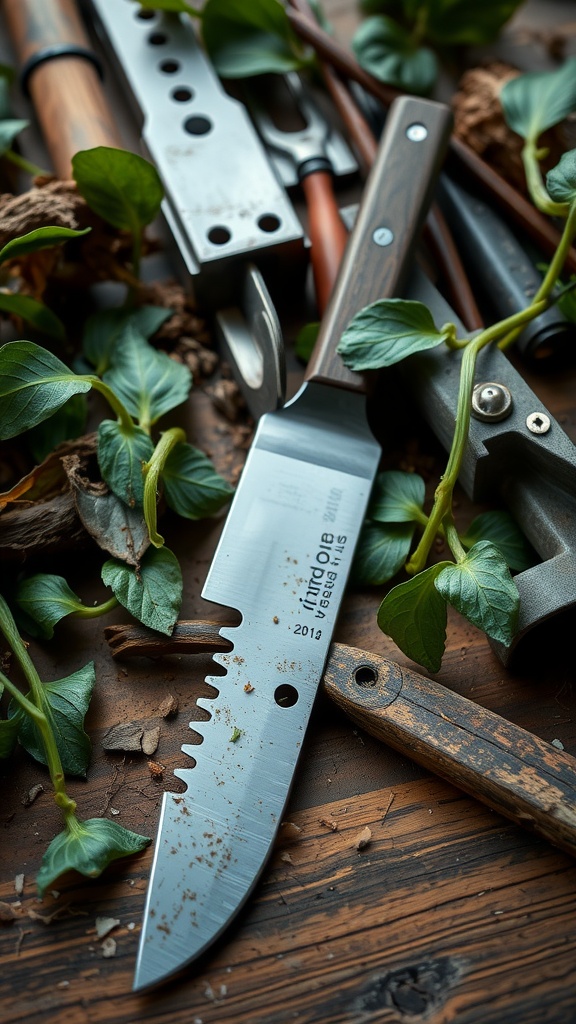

{"left": 0, "top": 901, "right": 17, "bottom": 924}
{"left": 14, "top": 874, "right": 24, "bottom": 896}
{"left": 157, "top": 695, "right": 179, "bottom": 718}
{"left": 141, "top": 726, "right": 161, "bottom": 756}
{"left": 102, "top": 722, "right": 144, "bottom": 752}
{"left": 101, "top": 937, "right": 117, "bottom": 958}
{"left": 147, "top": 760, "right": 165, "bottom": 778}
{"left": 95, "top": 916, "right": 120, "bottom": 939}
{"left": 354, "top": 826, "right": 373, "bottom": 851}
{"left": 319, "top": 818, "right": 338, "bottom": 832}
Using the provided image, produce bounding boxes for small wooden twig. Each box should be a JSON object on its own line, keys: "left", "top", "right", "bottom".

{"left": 104, "top": 621, "right": 233, "bottom": 660}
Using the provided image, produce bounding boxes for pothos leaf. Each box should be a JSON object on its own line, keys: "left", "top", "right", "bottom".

{"left": 103, "top": 327, "right": 192, "bottom": 429}
{"left": 338, "top": 299, "right": 453, "bottom": 370}
{"left": 368, "top": 470, "right": 425, "bottom": 523}
{"left": 500, "top": 58, "right": 576, "bottom": 142}
{"left": 435, "top": 541, "right": 519, "bottom": 647}
{"left": 546, "top": 149, "right": 576, "bottom": 207}
{"left": 101, "top": 546, "right": 182, "bottom": 635}
{"left": 72, "top": 147, "right": 164, "bottom": 232}
{"left": 460, "top": 510, "right": 535, "bottom": 572}
{"left": 162, "top": 442, "right": 234, "bottom": 519}
{"left": 377, "top": 562, "right": 451, "bottom": 672}
{"left": 201, "top": 0, "right": 313, "bottom": 78}
{"left": 0, "top": 292, "right": 66, "bottom": 342}
{"left": 82, "top": 305, "right": 173, "bottom": 376}
{"left": 0, "top": 341, "right": 92, "bottom": 440}
{"left": 9, "top": 663, "right": 96, "bottom": 778}
{"left": 97, "top": 419, "right": 154, "bottom": 509}
{"left": 15, "top": 574, "right": 86, "bottom": 639}
{"left": 352, "top": 16, "right": 438, "bottom": 96}
{"left": 351, "top": 520, "right": 415, "bottom": 586}
{"left": 0, "top": 226, "right": 91, "bottom": 265}
{"left": 36, "top": 816, "right": 150, "bottom": 896}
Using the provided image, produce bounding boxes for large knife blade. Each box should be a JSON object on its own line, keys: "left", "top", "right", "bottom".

{"left": 134, "top": 95, "right": 453, "bottom": 991}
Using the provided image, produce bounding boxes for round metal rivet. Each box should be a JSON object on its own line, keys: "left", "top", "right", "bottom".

{"left": 406, "top": 123, "right": 428, "bottom": 142}
{"left": 373, "top": 226, "right": 394, "bottom": 247}
{"left": 526, "top": 411, "right": 551, "bottom": 434}
{"left": 471, "top": 382, "right": 513, "bottom": 422}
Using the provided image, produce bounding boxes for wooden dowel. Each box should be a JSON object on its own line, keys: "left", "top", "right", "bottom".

{"left": 3, "top": 0, "right": 123, "bottom": 178}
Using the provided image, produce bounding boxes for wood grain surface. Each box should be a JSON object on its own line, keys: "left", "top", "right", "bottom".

{"left": 1, "top": 2, "right": 576, "bottom": 1023}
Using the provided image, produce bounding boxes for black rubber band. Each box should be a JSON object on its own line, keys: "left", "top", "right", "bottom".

{"left": 298, "top": 156, "right": 333, "bottom": 180}
{"left": 21, "top": 45, "right": 104, "bottom": 97}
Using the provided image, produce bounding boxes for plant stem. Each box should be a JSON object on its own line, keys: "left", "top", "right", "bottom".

{"left": 142, "top": 426, "right": 187, "bottom": 547}
{"left": 0, "top": 596, "right": 76, "bottom": 815}
{"left": 83, "top": 376, "right": 135, "bottom": 433}
{"left": 522, "top": 139, "right": 569, "bottom": 217}
{"left": 73, "top": 596, "right": 118, "bottom": 619}
{"left": 5, "top": 149, "right": 49, "bottom": 178}
{"left": 406, "top": 298, "right": 548, "bottom": 575}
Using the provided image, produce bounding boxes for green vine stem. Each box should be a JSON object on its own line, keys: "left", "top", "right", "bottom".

{"left": 0, "top": 595, "right": 76, "bottom": 817}
{"left": 82, "top": 376, "right": 135, "bottom": 433}
{"left": 521, "top": 139, "right": 570, "bottom": 217}
{"left": 73, "top": 596, "right": 119, "bottom": 619}
{"left": 406, "top": 298, "right": 548, "bottom": 575}
{"left": 142, "top": 426, "right": 186, "bottom": 547}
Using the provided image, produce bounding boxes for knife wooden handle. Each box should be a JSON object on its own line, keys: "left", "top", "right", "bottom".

{"left": 4, "top": 0, "right": 123, "bottom": 178}
{"left": 323, "top": 643, "right": 576, "bottom": 858}
{"left": 305, "top": 95, "right": 452, "bottom": 392}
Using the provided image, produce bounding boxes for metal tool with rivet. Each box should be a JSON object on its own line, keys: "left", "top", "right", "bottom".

{"left": 404, "top": 268, "right": 576, "bottom": 663}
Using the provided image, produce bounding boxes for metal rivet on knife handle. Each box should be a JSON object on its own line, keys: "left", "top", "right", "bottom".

{"left": 305, "top": 96, "right": 453, "bottom": 393}
{"left": 323, "top": 643, "right": 576, "bottom": 859}
{"left": 4, "top": 0, "right": 124, "bottom": 178}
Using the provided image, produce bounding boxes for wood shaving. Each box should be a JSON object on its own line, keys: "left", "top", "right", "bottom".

{"left": 95, "top": 916, "right": 120, "bottom": 939}
{"left": 101, "top": 937, "right": 117, "bottom": 958}
{"left": 141, "top": 726, "right": 161, "bottom": 756}
{"left": 14, "top": 874, "right": 24, "bottom": 896}
{"left": 354, "top": 826, "right": 373, "bottom": 851}
{"left": 0, "top": 901, "right": 17, "bottom": 924}
{"left": 319, "top": 817, "right": 338, "bottom": 832}
{"left": 147, "top": 760, "right": 166, "bottom": 778}
{"left": 157, "top": 694, "right": 179, "bottom": 718}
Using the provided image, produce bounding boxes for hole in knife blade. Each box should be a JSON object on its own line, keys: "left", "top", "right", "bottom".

{"left": 274, "top": 684, "right": 299, "bottom": 708}
{"left": 171, "top": 87, "right": 194, "bottom": 103}
{"left": 208, "top": 225, "right": 232, "bottom": 246}
{"left": 135, "top": 8, "right": 156, "bottom": 20}
{"left": 258, "top": 214, "right": 281, "bottom": 234}
{"left": 354, "top": 666, "right": 378, "bottom": 687}
{"left": 147, "top": 31, "right": 168, "bottom": 45}
{"left": 184, "top": 115, "right": 212, "bottom": 136}
{"left": 159, "top": 59, "right": 180, "bottom": 74}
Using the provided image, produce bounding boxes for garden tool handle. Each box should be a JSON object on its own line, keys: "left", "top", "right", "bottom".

{"left": 300, "top": 168, "right": 349, "bottom": 313}
{"left": 4, "top": 0, "right": 123, "bottom": 178}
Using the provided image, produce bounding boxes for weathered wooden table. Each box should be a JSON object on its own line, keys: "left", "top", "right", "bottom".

{"left": 1, "top": 2, "right": 576, "bottom": 1022}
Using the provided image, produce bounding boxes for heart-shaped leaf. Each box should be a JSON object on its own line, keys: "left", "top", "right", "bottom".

{"left": 72, "top": 147, "right": 164, "bottom": 232}
{"left": 546, "top": 149, "right": 576, "bottom": 207}
{"left": 36, "top": 816, "right": 150, "bottom": 896}
{"left": 15, "top": 574, "right": 87, "bottom": 639}
{"left": 501, "top": 58, "right": 576, "bottom": 142}
{"left": 162, "top": 442, "right": 234, "bottom": 519}
{"left": 338, "top": 299, "right": 452, "bottom": 370}
{"left": 368, "top": 470, "right": 425, "bottom": 523}
{"left": 435, "top": 541, "right": 519, "bottom": 646}
{"left": 377, "top": 562, "right": 451, "bottom": 672}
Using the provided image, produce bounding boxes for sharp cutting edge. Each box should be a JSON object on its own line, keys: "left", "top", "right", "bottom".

{"left": 133, "top": 95, "right": 453, "bottom": 991}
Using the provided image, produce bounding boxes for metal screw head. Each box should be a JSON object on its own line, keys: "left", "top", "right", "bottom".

{"left": 526, "top": 411, "right": 551, "bottom": 434}
{"left": 406, "top": 123, "right": 428, "bottom": 142}
{"left": 471, "top": 382, "right": 513, "bottom": 422}
{"left": 372, "top": 226, "right": 394, "bottom": 247}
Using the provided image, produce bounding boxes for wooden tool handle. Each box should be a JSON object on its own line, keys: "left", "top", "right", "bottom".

{"left": 323, "top": 643, "right": 576, "bottom": 858}
{"left": 4, "top": 0, "right": 123, "bottom": 178}
{"left": 305, "top": 95, "right": 452, "bottom": 392}
{"left": 300, "top": 169, "right": 349, "bottom": 315}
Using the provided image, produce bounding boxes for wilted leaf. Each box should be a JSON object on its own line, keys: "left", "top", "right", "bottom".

{"left": 36, "top": 816, "right": 150, "bottom": 896}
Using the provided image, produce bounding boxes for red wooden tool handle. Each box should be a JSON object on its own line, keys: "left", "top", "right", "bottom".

{"left": 300, "top": 170, "right": 349, "bottom": 315}
{"left": 4, "top": 0, "right": 123, "bottom": 178}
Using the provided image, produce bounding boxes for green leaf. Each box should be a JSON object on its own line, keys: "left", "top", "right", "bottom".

{"left": 338, "top": 298, "right": 450, "bottom": 370}
{"left": 377, "top": 562, "right": 450, "bottom": 672}
{"left": 352, "top": 520, "right": 414, "bottom": 585}
{"left": 0, "top": 225, "right": 91, "bottom": 265}
{"left": 131, "top": 0, "right": 199, "bottom": 14}
{"left": 460, "top": 510, "right": 535, "bottom": 572}
{"left": 0, "top": 118, "right": 29, "bottom": 157}
{"left": 162, "top": 442, "right": 234, "bottom": 519}
{"left": 15, "top": 574, "right": 86, "bottom": 639}
{"left": 546, "top": 149, "right": 576, "bottom": 206}
{"left": 295, "top": 321, "right": 320, "bottom": 363}
{"left": 97, "top": 419, "right": 154, "bottom": 508}
{"left": 500, "top": 58, "right": 576, "bottom": 142}
{"left": 352, "top": 16, "right": 438, "bottom": 96}
{"left": 0, "top": 292, "right": 66, "bottom": 342}
{"left": 0, "top": 341, "right": 92, "bottom": 439}
{"left": 10, "top": 663, "right": 96, "bottom": 777}
{"left": 26, "top": 394, "right": 88, "bottom": 463}
{"left": 368, "top": 470, "right": 425, "bottom": 523}
{"left": 435, "top": 541, "right": 519, "bottom": 647}
{"left": 201, "top": 0, "right": 313, "bottom": 78}
{"left": 72, "top": 147, "right": 164, "bottom": 232}
{"left": 82, "top": 305, "right": 172, "bottom": 375}
{"left": 103, "top": 326, "right": 192, "bottom": 429}
{"left": 36, "top": 816, "right": 150, "bottom": 896}
{"left": 101, "top": 546, "right": 182, "bottom": 634}
{"left": 424, "top": 0, "right": 523, "bottom": 46}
